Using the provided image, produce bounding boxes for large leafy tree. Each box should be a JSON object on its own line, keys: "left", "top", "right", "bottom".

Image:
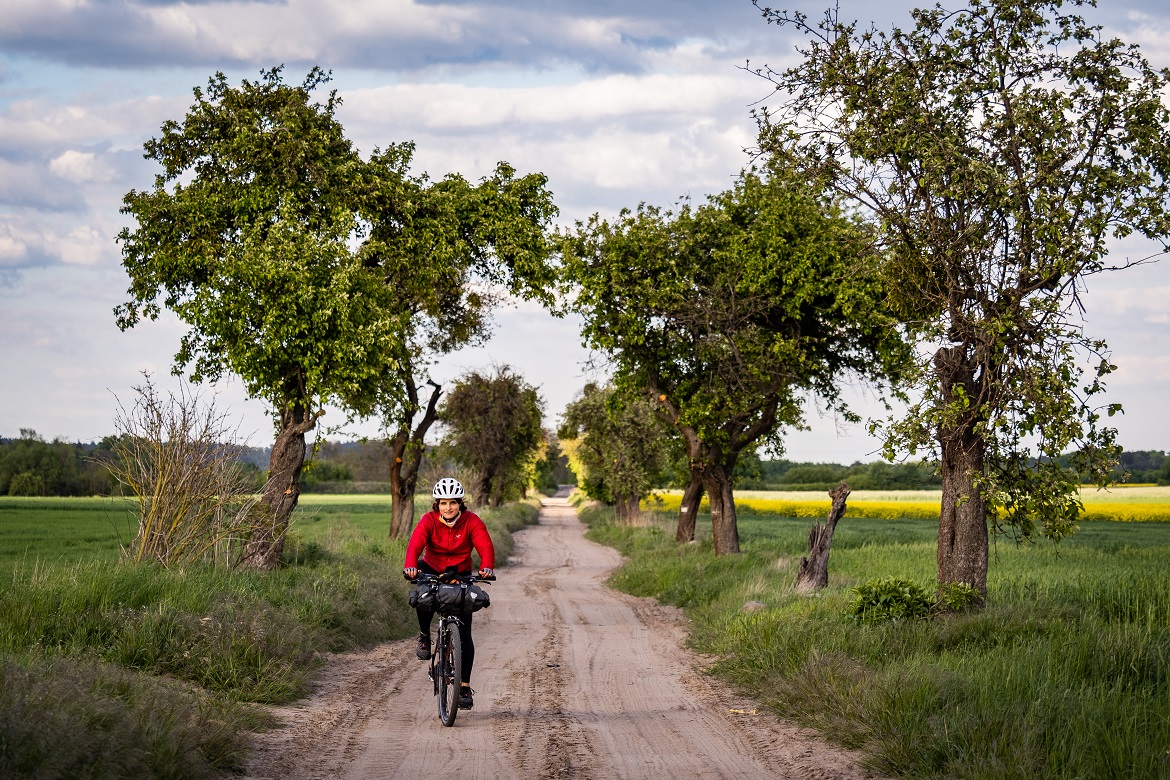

{"left": 753, "top": 0, "right": 1170, "bottom": 596}
{"left": 558, "top": 382, "right": 676, "bottom": 523}
{"left": 355, "top": 145, "right": 557, "bottom": 537}
{"left": 118, "top": 68, "right": 404, "bottom": 568}
{"left": 561, "top": 171, "right": 909, "bottom": 553}
{"left": 438, "top": 366, "right": 545, "bottom": 508}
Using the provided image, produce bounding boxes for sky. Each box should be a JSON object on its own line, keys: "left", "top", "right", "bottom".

{"left": 0, "top": 0, "right": 1168, "bottom": 464}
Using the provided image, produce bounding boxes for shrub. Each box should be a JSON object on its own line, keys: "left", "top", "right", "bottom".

{"left": 105, "top": 377, "right": 271, "bottom": 568}
{"left": 849, "top": 577, "right": 934, "bottom": 624}
{"left": 8, "top": 472, "right": 45, "bottom": 497}
{"left": 936, "top": 581, "right": 982, "bottom": 613}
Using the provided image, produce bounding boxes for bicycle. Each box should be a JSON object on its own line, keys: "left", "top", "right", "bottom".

{"left": 407, "top": 571, "right": 494, "bottom": 726}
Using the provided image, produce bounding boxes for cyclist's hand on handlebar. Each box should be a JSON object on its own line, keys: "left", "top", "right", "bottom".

{"left": 403, "top": 567, "right": 418, "bottom": 580}
{"left": 478, "top": 567, "right": 495, "bottom": 580}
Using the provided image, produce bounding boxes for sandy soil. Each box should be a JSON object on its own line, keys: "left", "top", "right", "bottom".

{"left": 244, "top": 498, "right": 880, "bottom": 780}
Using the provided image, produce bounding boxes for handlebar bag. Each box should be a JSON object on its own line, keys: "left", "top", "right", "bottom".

{"left": 409, "top": 582, "right": 437, "bottom": 610}
{"left": 466, "top": 584, "right": 490, "bottom": 612}
{"left": 411, "top": 580, "right": 490, "bottom": 613}
{"left": 435, "top": 582, "right": 467, "bottom": 612}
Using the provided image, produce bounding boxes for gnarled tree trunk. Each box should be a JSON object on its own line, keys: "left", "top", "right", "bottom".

{"left": 387, "top": 380, "right": 442, "bottom": 539}
{"left": 675, "top": 475, "right": 704, "bottom": 542}
{"left": 615, "top": 493, "right": 641, "bottom": 524}
{"left": 794, "top": 481, "right": 850, "bottom": 592}
{"left": 938, "top": 429, "right": 988, "bottom": 597}
{"left": 935, "top": 345, "right": 989, "bottom": 600}
{"left": 700, "top": 465, "right": 740, "bottom": 555}
{"left": 245, "top": 402, "right": 316, "bottom": 569}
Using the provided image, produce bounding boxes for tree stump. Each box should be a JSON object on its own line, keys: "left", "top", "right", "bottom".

{"left": 794, "top": 481, "right": 851, "bottom": 593}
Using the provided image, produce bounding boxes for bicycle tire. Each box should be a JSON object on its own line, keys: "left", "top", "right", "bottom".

{"left": 437, "top": 619, "right": 462, "bottom": 726}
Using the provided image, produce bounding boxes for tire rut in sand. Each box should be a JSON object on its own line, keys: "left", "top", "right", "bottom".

{"left": 493, "top": 557, "right": 598, "bottom": 778}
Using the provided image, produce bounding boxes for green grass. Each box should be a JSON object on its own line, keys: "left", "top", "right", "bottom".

{"left": 1, "top": 655, "right": 264, "bottom": 779}
{"left": 0, "top": 494, "right": 539, "bottom": 778}
{"left": 0, "top": 497, "right": 134, "bottom": 564}
{"left": 586, "top": 506, "right": 1170, "bottom": 779}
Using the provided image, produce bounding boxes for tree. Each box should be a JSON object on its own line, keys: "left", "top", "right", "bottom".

{"left": 560, "top": 171, "right": 909, "bottom": 553}
{"left": 118, "top": 68, "right": 405, "bottom": 568}
{"left": 753, "top": 0, "right": 1170, "bottom": 596}
{"left": 532, "top": 434, "right": 575, "bottom": 495}
{"left": 558, "top": 383, "right": 676, "bottom": 522}
{"left": 0, "top": 430, "right": 111, "bottom": 497}
{"left": 355, "top": 145, "right": 556, "bottom": 537}
{"left": 438, "top": 366, "right": 545, "bottom": 507}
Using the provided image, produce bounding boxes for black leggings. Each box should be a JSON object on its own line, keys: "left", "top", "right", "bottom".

{"left": 415, "top": 561, "right": 475, "bottom": 685}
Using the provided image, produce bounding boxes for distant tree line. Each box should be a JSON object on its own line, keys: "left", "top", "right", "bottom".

{"left": 0, "top": 430, "right": 116, "bottom": 496}
{"left": 1111, "top": 451, "right": 1169, "bottom": 486}
{"left": 734, "top": 456, "right": 944, "bottom": 491}
{"left": 8, "top": 422, "right": 1165, "bottom": 501}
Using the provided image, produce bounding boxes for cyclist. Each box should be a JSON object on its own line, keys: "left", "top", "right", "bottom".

{"left": 403, "top": 477, "right": 495, "bottom": 710}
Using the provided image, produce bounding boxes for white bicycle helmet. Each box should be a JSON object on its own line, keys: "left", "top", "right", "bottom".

{"left": 432, "top": 477, "right": 465, "bottom": 499}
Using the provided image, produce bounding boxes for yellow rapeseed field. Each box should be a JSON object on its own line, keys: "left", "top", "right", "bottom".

{"left": 642, "top": 486, "right": 1170, "bottom": 522}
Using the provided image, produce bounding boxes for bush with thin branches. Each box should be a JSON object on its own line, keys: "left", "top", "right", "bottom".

{"left": 105, "top": 377, "right": 271, "bottom": 567}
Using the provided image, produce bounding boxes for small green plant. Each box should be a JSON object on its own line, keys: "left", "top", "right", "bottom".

{"left": 936, "top": 580, "right": 982, "bottom": 613}
{"left": 848, "top": 577, "right": 934, "bottom": 624}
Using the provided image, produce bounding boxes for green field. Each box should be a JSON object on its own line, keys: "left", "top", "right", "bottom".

{"left": 587, "top": 502, "right": 1170, "bottom": 779}
{"left": 0, "top": 494, "right": 415, "bottom": 566}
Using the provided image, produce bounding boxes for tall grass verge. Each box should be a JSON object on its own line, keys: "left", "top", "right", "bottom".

{"left": 1, "top": 495, "right": 537, "bottom": 779}
{"left": 0, "top": 655, "right": 264, "bottom": 779}
{"left": 584, "top": 505, "right": 1170, "bottom": 779}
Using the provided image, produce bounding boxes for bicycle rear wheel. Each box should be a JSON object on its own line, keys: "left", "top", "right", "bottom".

{"left": 437, "top": 619, "right": 462, "bottom": 726}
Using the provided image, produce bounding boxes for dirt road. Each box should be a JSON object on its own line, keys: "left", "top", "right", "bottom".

{"left": 246, "top": 498, "right": 877, "bottom": 780}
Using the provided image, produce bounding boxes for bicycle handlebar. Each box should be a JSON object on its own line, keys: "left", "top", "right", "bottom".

{"left": 406, "top": 571, "right": 496, "bottom": 584}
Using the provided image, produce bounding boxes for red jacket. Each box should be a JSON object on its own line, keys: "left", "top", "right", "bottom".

{"left": 405, "top": 510, "right": 495, "bottom": 573}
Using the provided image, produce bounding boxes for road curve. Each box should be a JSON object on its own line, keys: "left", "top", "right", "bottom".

{"left": 245, "top": 497, "right": 878, "bottom": 780}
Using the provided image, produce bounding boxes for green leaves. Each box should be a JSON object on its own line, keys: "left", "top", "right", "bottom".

{"left": 438, "top": 367, "right": 545, "bottom": 507}
{"left": 759, "top": 0, "right": 1170, "bottom": 553}
{"left": 561, "top": 170, "right": 910, "bottom": 461}
{"left": 357, "top": 147, "right": 556, "bottom": 431}
{"left": 558, "top": 383, "right": 675, "bottom": 506}
{"left": 118, "top": 67, "right": 558, "bottom": 439}
{"left": 848, "top": 577, "right": 935, "bottom": 624}
{"left": 118, "top": 68, "right": 398, "bottom": 422}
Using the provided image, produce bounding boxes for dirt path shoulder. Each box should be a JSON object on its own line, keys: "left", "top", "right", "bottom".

{"left": 245, "top": 498, "right": 879, "bottom": 780}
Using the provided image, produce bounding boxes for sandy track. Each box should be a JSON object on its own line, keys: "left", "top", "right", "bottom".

{"left": 245, "top": 498, "right": 879, "bottom": 780}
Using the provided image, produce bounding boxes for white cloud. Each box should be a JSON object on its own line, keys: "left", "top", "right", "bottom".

{"left": 1110, "top": 354, "right": 1170, "bottom": 387}
{"left": 0, "top": 215, "right": 118, "bottom": 270}
{"left": 0, "top": 226, "right": 30, "bottom": 266}
{"left": 345, "top": 71, "right": 751, "bottom": 131}
{"left": 339, "top": 65, "right": 761, "bottom": 220}
{"left": 49, "top": 149, "right": 114, "bottom": 183}
{"left": 0, "top": 94, "right": 185, "bottom": 156}
{"left": 54, "top": 224, "right": 109, "bottom": 266}
{"left": 1090, "top": 286, "right": 1170, "bottom": 327}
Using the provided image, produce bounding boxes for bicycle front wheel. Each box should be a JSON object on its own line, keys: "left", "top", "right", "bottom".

{"left": 437, "top": 620, "right": 462, "bottom": 727}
